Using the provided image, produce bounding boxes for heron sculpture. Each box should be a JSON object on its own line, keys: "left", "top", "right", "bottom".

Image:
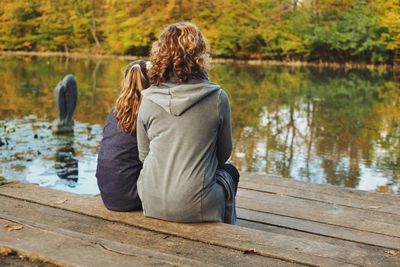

{"left": 52, "top": 74, "right": 78, "bottom": 134}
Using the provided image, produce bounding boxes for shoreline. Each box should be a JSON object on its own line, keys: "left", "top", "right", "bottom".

{"left": 0, "top": 50, "right": 396, "bottom": 71}
{"left": 0, "top": 50, "right": 141, "bottom": 60}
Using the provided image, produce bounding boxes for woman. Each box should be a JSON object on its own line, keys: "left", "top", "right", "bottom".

{"left": 96, "top": 60, "right": 149, "bottom": 211}
{"left": 137, "top": 22, "right": 239, "bottom": 224}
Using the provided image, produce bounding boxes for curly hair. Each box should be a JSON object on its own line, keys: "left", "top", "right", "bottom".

{"left": 115, "top": 60, "right": 149, "bottom": 134}
{"left": 149, "top": 22, "right": 209, "bottom": 85}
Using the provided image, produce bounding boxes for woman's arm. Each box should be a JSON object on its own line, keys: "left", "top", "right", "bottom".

{"left": 217, "top": 89, "right": 233, "bottom": 165}
{"left": 137, "top": 104, "right": 150, "bottom": 162}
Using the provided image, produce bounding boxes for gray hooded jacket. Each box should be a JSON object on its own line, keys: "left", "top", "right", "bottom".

{"left": 137, "top": 79, "right": 236, "bottom": 224}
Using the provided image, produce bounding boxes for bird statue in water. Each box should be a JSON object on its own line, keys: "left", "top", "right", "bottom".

{"left": 52, "top": 74, "right": 78, "bottom": 134}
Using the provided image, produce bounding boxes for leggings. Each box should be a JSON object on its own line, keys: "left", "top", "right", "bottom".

{"left": 219, "top": 163, "right": 240, "bottom": 195}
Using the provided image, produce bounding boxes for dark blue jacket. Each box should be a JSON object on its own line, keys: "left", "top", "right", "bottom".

{"left": 96, "top": 110, "right": 142, "bottom": 211}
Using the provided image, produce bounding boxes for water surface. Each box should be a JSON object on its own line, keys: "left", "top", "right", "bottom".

{"left": 0, "top": 55, "right": 399, "bottom": 194}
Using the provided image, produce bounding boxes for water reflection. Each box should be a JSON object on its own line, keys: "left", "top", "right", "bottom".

{"left": 210, "top": 65, "right": 399, "bottom": 193}
{"left": 54, "top": 138, "right": 78, "bottom": 187}
{"left": 0, "top": 55, "right": 398, "bottom": 194}
{"left": 0, "top": 117, "right": 101, "bottom": 195}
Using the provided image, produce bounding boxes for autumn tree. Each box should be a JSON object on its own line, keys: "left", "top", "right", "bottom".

{"left": 0, "top": 0, "right": 399, "bottom": 64}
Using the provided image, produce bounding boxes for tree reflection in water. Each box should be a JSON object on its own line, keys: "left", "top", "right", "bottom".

{"left": 211, "top": 65, "right": 399, "bottom": 193}
{"left": 0, "top": 55, "right": 398, "bottom": 193}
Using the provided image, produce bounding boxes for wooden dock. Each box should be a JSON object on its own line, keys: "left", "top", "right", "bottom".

{"left": 0, "top": 173, "right": 399, "bottom": 266}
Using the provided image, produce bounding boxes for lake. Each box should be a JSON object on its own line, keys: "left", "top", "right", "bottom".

{"left": 0, "top": 55, "right": 399, "bottom": 195}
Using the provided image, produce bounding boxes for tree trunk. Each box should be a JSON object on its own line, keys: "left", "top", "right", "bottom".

{"left": 90, "top": 19, "right": 102, "bottom": 49}
{"left": 394, "top": 49, "right": 399, "bottom": 82}
{"left": 394, "top": 49, "right": 399, "bottom": 70}
{"left": 90, "top": 1, "right": 102, "bottom": 49}
{"left": 178, "top": 0, "right": 183, "bottom": 20}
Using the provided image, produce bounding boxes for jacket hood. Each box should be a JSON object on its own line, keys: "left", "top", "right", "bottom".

{"left": 142, "top": 79, "right": 220, "bottom": 116}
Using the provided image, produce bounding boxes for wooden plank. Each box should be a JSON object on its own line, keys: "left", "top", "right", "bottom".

{"left": 236, "top": 218, "right": 400, "bottom": 267}
{"left": 0, "top": 217, "right": 210, "bottom": 267}
{"left": 237, "top": 219, "right": 362, "bottom": 247}
{"left": 237, "top": 189, "right": 400, "bottom": 238}
{"left": 239, "top": 180, "right": 400, "bottom": 216}
{"left": 240, "top": 173, "right": 400, "bottom": 205}
{"left": 237, "top": 208, "right": 400, "bottom": 250}
{"left": 0, "top": 195, "right": 294, "bottom": 267}
{"left": 0, "top": 183, "right": 378, "bottom": 267}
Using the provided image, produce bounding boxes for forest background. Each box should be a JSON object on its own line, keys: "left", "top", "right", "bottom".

{"left": 0, "top": 0, "right": 399, "bottom": 65}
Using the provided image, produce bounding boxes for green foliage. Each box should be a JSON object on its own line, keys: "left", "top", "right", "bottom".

{"left": 0, "top": 0, "right": 399, "bottom": 63}
{"left": 0, "top": 175, "right": 6, "bottom": 185}
{"left": 307, "top": 0, "right": 388, "bottom": 63}
{"left": 0, "top": 0, "right": 42, "bottom": 50}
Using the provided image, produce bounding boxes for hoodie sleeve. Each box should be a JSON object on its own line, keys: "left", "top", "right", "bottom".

{"left": 137, "top": 104, "right": 150, "bottom": 163}
{"left": 217, "top": 89, "right": 233, "bottom": 165}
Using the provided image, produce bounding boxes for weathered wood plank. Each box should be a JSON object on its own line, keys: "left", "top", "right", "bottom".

{"left": 239, "top": 180, "right": 400, "bottom": 216}
{"left": 0, "top": 195, "right": 294, "bottom": 267}
{"left": 240, "top": 173, "right": 400, "bottom": 205}
{"left": 0, "top": 217, "right": 210, "bottom": 267}
{"left": 237, "top": 208, "right": 400, "bottom": 250}
{"left": 237, "top": 189, "right": 400, "bottom": 238}
{"left": 236, "top": 219, "right": 400, "bottom": 267}
{"left": 0, "top": 183, "right": 377, "bottom": 267}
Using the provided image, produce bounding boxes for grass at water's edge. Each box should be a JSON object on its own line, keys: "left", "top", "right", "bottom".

{"left": 1, "top": 50, "right": 398, "bottom": 71}
{"left": 0, "top": 176, "right": 12, "bottom": 186}
{"left": 0, "top": 176, "right": 6, "bottom": 185}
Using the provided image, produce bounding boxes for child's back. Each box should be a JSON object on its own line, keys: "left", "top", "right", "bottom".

{"left": 96, "top": 109, "right": 142, "bottom": 211}
{"left": 96, "top": 60, "right": 149, "bottom": 211}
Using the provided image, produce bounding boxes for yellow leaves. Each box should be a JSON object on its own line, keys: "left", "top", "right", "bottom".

{"left": 243, "top": 248, "right": 257, "bottom": 254}
{"left": 54, "top": 198, "right": 68, "bottom": 205}
{"left": 372, "top": 0, "right": 400, "bottom": 51}
{"left": 385, "top": 250, "right": 399, "bottom": 257}
{"left": 366, "top": 206, "right": 381, "bottom": 209}
{"left": 280, "top": 33, "right": 308, "bottom": 55}
{"left": 4, "top": 224, "right": 24, "bottom": 231}
{"left": 0, "top": 0, "right": 399, "bottom": 60}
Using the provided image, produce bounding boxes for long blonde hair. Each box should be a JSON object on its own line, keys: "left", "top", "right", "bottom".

{"left": 115, "top": 60, "right": 149, "bottom": 134}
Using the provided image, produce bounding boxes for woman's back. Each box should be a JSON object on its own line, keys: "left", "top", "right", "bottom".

{"left": 137, "top": 22, "right": 238, "bottom": 224}
{"left": 137, "top": 79, "right": 232, "bottom": 222}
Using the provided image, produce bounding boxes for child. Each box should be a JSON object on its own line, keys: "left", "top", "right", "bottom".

{"left": 96, "top": 60, "right": 149, "bottom": 211}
